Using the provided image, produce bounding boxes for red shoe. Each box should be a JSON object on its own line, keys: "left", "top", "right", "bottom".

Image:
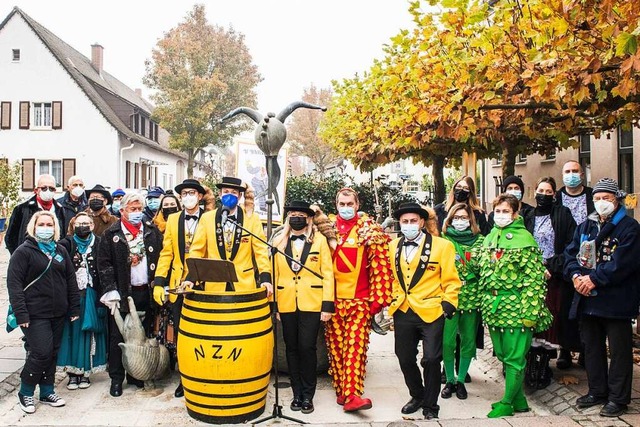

{"left": 336, "top": 395, "right": 345, "bottom": 406}
{"left": 344, "top": 395, "right": 373, "bottom": 412}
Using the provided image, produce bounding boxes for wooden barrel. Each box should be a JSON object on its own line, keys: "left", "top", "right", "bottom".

{"left": 178, "top": 288, "right": 274, "bottom": 424}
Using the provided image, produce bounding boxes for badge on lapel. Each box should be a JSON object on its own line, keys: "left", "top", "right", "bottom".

{"left": 420, "top": 255, "right": 429, "bottom": 262}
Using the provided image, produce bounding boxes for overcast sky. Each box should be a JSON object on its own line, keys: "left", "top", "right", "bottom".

{"left": 6, "top": 1, "right": 418, "bottom": 112}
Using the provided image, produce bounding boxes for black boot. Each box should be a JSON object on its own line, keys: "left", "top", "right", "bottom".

{"left": 536, "top": 349, "right": 553, "bottom": 390}
{"left": 524, "top": 347, "right": 539, "bottom": 388}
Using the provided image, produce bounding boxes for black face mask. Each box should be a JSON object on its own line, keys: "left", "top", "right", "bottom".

{"left": 535, "top": 193, "right": 555, "bottom": 208}
{"left": 454, "top": 189, "right": 470, "bottom": 202}
{"left": 162, "top": 207, "right": 179, "bottom": 218}
{"left": 289, "top": 217, "right": 308, "bottom": 231}
{"left": 89, "top": 199, "right": 104, "bottom": 212}
{"left": 74, "top": 225, "right": 91, "bottom": 238}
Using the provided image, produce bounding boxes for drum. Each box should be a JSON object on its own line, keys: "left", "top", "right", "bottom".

{"left": 178, "top": 288, "right": 274, "bottom": 424}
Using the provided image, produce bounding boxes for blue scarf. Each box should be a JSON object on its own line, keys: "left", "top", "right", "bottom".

{"left": 73, "top": 234, "right": 94, "bottom": 254}
{"left": 36, "top": 240, "right": 57, "bottom": 256}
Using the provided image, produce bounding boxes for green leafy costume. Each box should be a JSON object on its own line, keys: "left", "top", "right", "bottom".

{"left": 471, "top": 217, "right": 551, "bottom": 418}
{"left": 442, "top": 227, "right": 484, "bottom": 385}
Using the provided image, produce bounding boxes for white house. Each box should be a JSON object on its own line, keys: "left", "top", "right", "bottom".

{"left": 0, "top": 7, "right": 201, "bottom": 196}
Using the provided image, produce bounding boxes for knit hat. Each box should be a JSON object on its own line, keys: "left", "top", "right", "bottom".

{"left": 147, "top": 186, "right": 165, "bottom": 198}
{"left": 592, "top": 178, "right": 624, "bottom": 198}
{"left": 502, "top": 175, "right": 525, "bottom": 193}
{"left": 112, "top": 188, "right": 125, "bottom": 198}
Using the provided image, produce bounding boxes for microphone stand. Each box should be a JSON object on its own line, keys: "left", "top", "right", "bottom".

{"left": 224, "top": 214, "right": 316, "bottom": 425}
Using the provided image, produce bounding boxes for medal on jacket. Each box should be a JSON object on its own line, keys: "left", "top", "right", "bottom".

{"left": 292, "top": 261, "right": 301, "bottom": 272}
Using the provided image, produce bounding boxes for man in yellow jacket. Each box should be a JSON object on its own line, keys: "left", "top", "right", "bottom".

{"left": 271, "top": 200, "right": 334, "bottom": 414}
{"left": 389, "top": 202, "right": 462, "bottom": 420}
{"left": 184, "top": 176, "right": 272, "bottom": 295}
{"left": 152, "top": 178, "right": 207, "bottom": 398}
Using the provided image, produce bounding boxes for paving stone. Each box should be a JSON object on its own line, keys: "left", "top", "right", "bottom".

{"left": 553, "top": 402, "right": 570, "bottom": 413}
{"left": 506, "top": 415, "right": 581, "bottom": 426}
{"left": 546, "top": 383, "right": 564, "bottom": 393}
{"left": 540, "top": 393, "right": 557, "bottom": 404}
{"left": 439, "top": 419, "right": 510, "bottom": 427}
{"left": 548, "top": 396, "right": 566, "bottom": 408}
{"left": 620, "top": 414, "right": 640, "bottom": 425}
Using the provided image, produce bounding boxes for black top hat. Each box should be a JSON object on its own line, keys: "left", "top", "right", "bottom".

{"left": 215, "top": 176, "right": 246, "bottom": 192}
{"left": 175, "top": 178, "right": 206, "bottom": 195}
{"left": 85, "top": 184, "right": 112, "bottom": 205}
{"left": 284, "top": 200, "right": 315, "bottom": 217}
{"left": 393, "top": 202, "right": 430, "bottom": 220}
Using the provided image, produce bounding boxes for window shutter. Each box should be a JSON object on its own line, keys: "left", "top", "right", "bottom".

{"left": 52, "top": 101, "right": 63, "bottom": 129}
{"left": 134, "top": 162, "right": 139, "bottom": 189}
{"left": 125, "top": 160, "right": 131, "bottom": 188}
{"left": 141, "top": 163, "right": 148, "bottom": 188}
{"left": 0, "top": 102, "right": 11, "bottom": 129}
{"left": 62, "top": 159, "right": 76, "bottom": 187}
{"left": 22, "top": 158, "right": 35, "bottom": 191}
{"left": 19, "top": 102, "right": 30, "bottom": 129}
{"left": 154, "top": 167, "right": 158, "bottom": 187}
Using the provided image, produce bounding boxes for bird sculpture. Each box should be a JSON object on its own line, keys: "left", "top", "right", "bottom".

{"left": 220, "top": 102, "right": 327, "bottom": 214}
{"left": 114, "top": 297, "right": 169, "bottom": 393}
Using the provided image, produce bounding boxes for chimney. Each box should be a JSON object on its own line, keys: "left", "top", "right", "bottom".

{"left": 91, "top": 44, "right": 103, "bottom": 73}
{"left": 135, "top": 88, "right": 142, "bottom": 97}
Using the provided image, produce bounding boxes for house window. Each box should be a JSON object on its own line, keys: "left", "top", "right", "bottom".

{"left": 38, "top": 160, "right": 62, "bottom": 187}
{"left": 492, "top": 158, "right": 502, "bottom": 166}
{"left": 406, "top": 180, "right": 420, "bottom": 193}
{"left": 617, "top": 128, "right": 633, "bottom": 196}
{"left": 32, "top": 102, "right": 52, "bottom": 129}
{"left": 12, "top": 49, "right": 20, "bottom": 61}
{"left": 545, "top": 151, "right": 556, "bottom": 160}
{"left": 153, "top": 123, "right": 159, "bottom": 142}
{"left": 140, "top": 116, "right": 146, "bottom": 137}
{"left": 517, "top": 154, "right": 527, "bottom": 163}
{"left": 162, "top": 173, "right": 168, "bottom": 189}
{"left": 579, "top": 134, "right": 591, "bottom": 185}
{"left": 132, "top": 113, "right": 139, "bottom": 133}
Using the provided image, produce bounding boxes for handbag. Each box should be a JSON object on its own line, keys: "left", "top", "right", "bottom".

{"left": 6, "top": 257, "right": 53, "bottom": 333}
{"left": 81, "top": 287, "right": 103, "bottom": 333}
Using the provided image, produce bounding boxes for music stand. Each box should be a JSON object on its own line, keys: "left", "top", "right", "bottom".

{"left": 169, "top": 258, "right": 238, "bottom": 293}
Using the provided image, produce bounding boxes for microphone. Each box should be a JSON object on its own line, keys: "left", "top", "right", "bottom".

{"left": 221, "top": 206, "right": 231, "bottom": 225}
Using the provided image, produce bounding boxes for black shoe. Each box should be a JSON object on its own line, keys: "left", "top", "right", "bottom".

{"left": 423, "top": 408, "right": 439, "bottom": 420}
{"left": 455, "top": 382, "right": 468, "bottom": 400}
{"left": 464, "top": 373, "right": 472, "bottom": 383}
{"left": 110, "top": 381, "right": 123, "bottom": 397}
{"left": 441, "top": 382, "right": 456, "bottom": 399}
{"left": 440, "top": 368, "right": 446, "bottom": 384}
{"left": 556, "top": 349, "right": 573, "bottom": 370}
{"left": 127, "top": 377, "right": 144, "bottom": 389}
{"left": 577, "top": 352, "right": 585, "bottom": 368}
{"left": 290, "top": 397, "right": 302, "bottom": 411}
{"left": 174, "top": 382, "right": 184, "bottom": 398}
{"left": 401, "top": 397, "right": 422, "bottom": 414}
{"left": 576, "top": 394, "right": 607, "bottom": 408}
{"left": 301, "top": 399, "right": 314, "bottom": 414}
{"left": 371, "top": 318, "right": 387, "bottom": 335}
{"left": 599, "top": 402, "right": 627, "bottom": 417}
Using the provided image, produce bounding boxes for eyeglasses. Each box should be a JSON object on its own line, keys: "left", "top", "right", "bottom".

{"left": 452, "top": 216, "right": 469, "bottom": 220}
{"left": 38, "top": 186, "right": 56, "bottom": 192}
{"left": 181, "top": 190, "right": 198, "bottom": 197}
{"left": 454, "top": 186, "right": 470, "bottom": 191}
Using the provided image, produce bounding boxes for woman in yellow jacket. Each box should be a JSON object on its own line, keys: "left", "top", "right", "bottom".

{"left": 272, "top": 201, "right": 334, "bottom": 415}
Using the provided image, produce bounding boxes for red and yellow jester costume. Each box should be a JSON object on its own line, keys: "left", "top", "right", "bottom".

{"left": 325, "top": 213, "right": 392, "bottom": 411}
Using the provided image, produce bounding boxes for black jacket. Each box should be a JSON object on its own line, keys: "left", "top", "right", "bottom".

{"left": 435, "top": 203, "right": 489, "bottom": 236}
{"left": 7, "top": 237, "right": 80, "bottom": 324}
{"left": 98, "top": 220, "right": 163, "bottom": 313}
{"left": 57, "top": 192, "right": 87, "bottom": 235}
{"left": 523, "top": 205, "right": 576, "bottom": 277}
{"left": 555, "top": 186, "right": 594, "bottom": 225}
{"left": 5, "top": 195, "right": 64, "bottom": 254}
{"left": 59, "top": 235, "right": 103, "bottom": 297}
{"left": 564, "top": 207, "right": 640, "bottom": 319}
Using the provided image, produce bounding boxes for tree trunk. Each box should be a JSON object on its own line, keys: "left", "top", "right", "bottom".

{"left": 432, "top": 155, "right": 446, "bottom": 205}
{"left": 501, "top": 142, "right": 517, "bottom": 178}
{"left": 187, "top": 148, "right": 195, "bottom": 179}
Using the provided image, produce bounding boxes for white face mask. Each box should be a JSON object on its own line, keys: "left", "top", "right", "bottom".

{"left": 451, "top": 219, "right": 470, "bottom": 231}
{"left": 594, "top": 200, "right": 615, "bottom": 217}
{"left": 505, "top": 189, "right": 522, "bottom": 201}
{"left": 493, "top": 213, "right": 514, "bottom": 228}
{"left": 39, "top": 189, "right": 55, "bottom": 202}
{"left": 182, "top": 194, "right": 199, "bottom": 210}
{"left": 400, "top": 223, "right": 420, "bottom": 240}
{"left": 71, "top": 186, "right": 85, "bottom": 198}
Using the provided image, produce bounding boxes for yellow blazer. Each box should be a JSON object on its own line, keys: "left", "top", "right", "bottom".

{"left": 274, "top": 233, "right": 335, "bottom": 313}
{"left": 154, "top": 210, "right": 203, "bottom": 303}
{"left": 188, "top": 207, "right": 271, "bottom": 292}
{"left": 388, "top": 233, "right": 461, "bottom": 323}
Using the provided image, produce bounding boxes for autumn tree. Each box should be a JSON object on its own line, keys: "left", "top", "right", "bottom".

{"left": 321, "top": 0, "right": 640, "bottom": 181}
{"left": 143, "top": 4, "right": 261, "bottom": 178}
{"left": 286, "top": 85, "right": 341, "bottom": 177}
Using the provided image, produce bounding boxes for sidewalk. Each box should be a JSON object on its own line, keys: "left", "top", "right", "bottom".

{"left": 0, "top": 246, "right": 639, "bottom": 426}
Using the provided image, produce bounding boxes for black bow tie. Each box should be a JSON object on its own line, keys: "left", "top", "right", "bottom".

{"left": 227, "top": 215, "right": 236, "bottom": 221}
{"left": 403, "top": 241, "right": 419, "bottom": 247}
{"left": 291, "top": 235, "right": 305, "bottom": 241}
{"left": 185, "top": 215, "right": 198, "bottom": 221}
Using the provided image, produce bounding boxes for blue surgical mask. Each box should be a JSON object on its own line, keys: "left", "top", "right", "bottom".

{"left": 146, "top": 198, "right": 160, "bottom": 212}
{"left": 338, "top": 207, "right": 355, "bottom": 220}
{"left": 506, "top": 189, "right": 522, "bottom": 201}
{"left": 127, "top": 211, "right": 144, "bottom": 225}
{"left": 221, "top": 193, "right": 239, "bottom": 209}
{"left": 563, "top": 173, "right": 582, "bottom": 188}
{"left": 35, "top": 226, "right": 55, "bottom": 241}
{"left": 111, "top": 201, "right": 121, "bottom": 211}
{"left": 401, "top": 224, "right": 420, "bottom": 241}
